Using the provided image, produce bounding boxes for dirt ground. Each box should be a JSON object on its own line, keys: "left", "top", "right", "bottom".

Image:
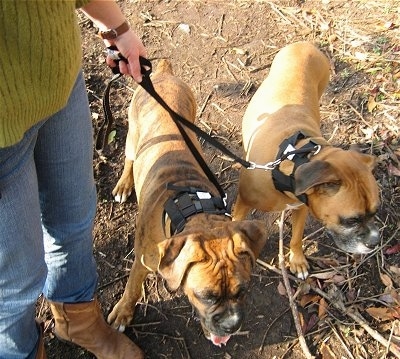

{"left": 38, "top": 1, "right": 400, "bottom": 358}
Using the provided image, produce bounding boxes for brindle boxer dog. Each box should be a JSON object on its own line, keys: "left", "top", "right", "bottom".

{"left": 107, "top": 60, "right": 268, "bottom": 346}
{"left": 232, "top": 41, "right": 380, "bottom": 279}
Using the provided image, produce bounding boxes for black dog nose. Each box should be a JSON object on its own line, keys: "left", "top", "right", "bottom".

{"left": 213, "top": 311, "right": 243, "bottom": 334}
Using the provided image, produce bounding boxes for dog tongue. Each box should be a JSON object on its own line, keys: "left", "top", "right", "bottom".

{"left": 209, "top": 333, "right": 231, "bottom": 347}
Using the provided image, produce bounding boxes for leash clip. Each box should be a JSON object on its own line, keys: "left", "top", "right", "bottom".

{"left": 312, "top": 144, "right": 322, "bottom": 156}
{"left": 248, "top": 159, "right": 281, "bottom": 171}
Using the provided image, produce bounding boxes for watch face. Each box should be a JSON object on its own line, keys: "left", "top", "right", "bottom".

{"left": 98, "top": 21, "right": 129, "bottom": 40}
{"left": 100, "top": 29, "right": 117, "bottom": 40}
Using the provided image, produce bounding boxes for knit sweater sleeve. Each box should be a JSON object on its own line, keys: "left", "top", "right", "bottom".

{"left": 0, "top": 1, "right": 88, "bottom": 148}
{"left": 76, "top": 0, "right": 92, "bottom": 9}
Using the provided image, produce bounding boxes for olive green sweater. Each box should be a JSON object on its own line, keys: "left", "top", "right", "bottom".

{"left": 0, "top": 0, "right": 91, "bottom": 148}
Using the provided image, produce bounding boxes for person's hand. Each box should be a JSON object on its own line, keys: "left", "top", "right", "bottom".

{"left": 105, "top": 30, "right": 147, "bottom": 83}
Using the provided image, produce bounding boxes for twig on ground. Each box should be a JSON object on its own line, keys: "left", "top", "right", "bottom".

{"left": 135, "top": 330, "right": 191, "bottom": 359}
{"left": 217, "top": 13, "right": 225, "bottom": 37}
{"left": 198, "top": 90, "right": 213, "bottom": 119}
{"left": 312, "top": 285, "right": 400, "bottom": 358}
{"left": 277, "top": 210, "right": 314, "bottom": 359}
{"left": 345, "top": 101, "right": 374, "bottom": 129}
{"left": 327, "top": 320, "right": 355, "bottom": 359}
{"left": 222, "top": 57, "right": 238, "bottom": 82}
{"left": 256, "top": 259, "right": 400, "bottom": 358}
{"left": 97, "top": 273, "right": 129, "bottom": 290}
{"left": 136, "top": 301, "right": 169, "bottom": 321}
{"left": 258, "top": 307, "right": 290, "bottom": 354}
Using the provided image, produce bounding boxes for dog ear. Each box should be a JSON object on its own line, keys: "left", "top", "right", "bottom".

{"left": 158, "top": 235, "right": 205, "bottom": 291}
{"left": 231, "top": 220, "right": 268, "bottom": 262}
{"left": 349, "top": 145, "right": 377, "bottom": 171}
{"left": 355, "top": 152, "right": 377, "bottom": 171}
{"left": 294, "top": 160, "right": 341, "bottom": 196}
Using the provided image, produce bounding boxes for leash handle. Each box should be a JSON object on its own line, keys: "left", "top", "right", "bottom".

{"left": 107, "top": 46, "right": 152, "bottom": 77}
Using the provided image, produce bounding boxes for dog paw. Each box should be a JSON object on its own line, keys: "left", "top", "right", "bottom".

{"left": 295, "top": 268, "right": 309, "bottom": 280}
{"left": 289, "top": 252, "right": 310, "bottom": 280}
{"left": 107, "top": 302, "right": 134, "bottom": 332}
{"left": 112, "top": 184, "right": 133, "bottom": 203}
{"left": 114, "top": 192, "right": 131, "bottom": 203}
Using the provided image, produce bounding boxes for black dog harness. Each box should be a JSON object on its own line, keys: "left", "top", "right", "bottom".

{"left": 271, "top": 131, "right": 322, "bottom": 204}
{"left": 163, "top": 184, "right": 229, "bottom": 236}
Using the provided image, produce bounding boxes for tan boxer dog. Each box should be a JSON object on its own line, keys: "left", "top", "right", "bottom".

{"left": 232, "top": 41, "right": 380, "bottom": 279}
{"left": 107, "top": 59, "right": 267, "bottom": 346}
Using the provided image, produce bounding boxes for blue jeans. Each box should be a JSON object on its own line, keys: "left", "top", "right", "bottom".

{"left": 0, "top": 71, "right": 98, "bottom": 358}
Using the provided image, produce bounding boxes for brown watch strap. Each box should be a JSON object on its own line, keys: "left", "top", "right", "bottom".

{"left": 98, "top": 21, "right": 130, "bottom": 40}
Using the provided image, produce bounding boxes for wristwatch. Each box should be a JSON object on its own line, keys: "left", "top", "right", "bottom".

{"left": 97, "top": 21, "right": 130, "bottom": 40}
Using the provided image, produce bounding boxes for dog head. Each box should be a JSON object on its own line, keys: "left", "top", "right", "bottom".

{"left": 157, "top": 219, "right": 267, "bottom": 346}
{"left": 294, "top": 149, "right": 380, "bottom": 253}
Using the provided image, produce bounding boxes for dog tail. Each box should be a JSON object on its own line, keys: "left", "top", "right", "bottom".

{"left": 154, "top": 59, "right": 174, "bottom": 75}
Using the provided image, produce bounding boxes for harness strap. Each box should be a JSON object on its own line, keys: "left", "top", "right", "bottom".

{"left": 272, "top": 131, "right": 320, "bottom": 204}
{"left": 162, "top": 185, "right": 228, "bottom": 235}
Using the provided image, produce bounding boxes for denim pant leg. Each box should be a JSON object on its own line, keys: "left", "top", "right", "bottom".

{"left": 0, "top": 71, "right": 98, "bottom": 358}
{"left": 36, "top": 71, "right": 98, "bottom": 303}
{"left": 0, "top": 124, "right": 47, "bottom": 358}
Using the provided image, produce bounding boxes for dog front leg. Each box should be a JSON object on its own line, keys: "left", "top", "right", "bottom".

{"left": 112, "top": 157, "right": 134, "bottom": 203}
{"left": 289, "top": 206, "right": 310, "bottom": 279}
{"left": 232, "top": 192, "right": 252, "bottom": 221}
{"left": 107, "top": 258, "right": 149, "bottom": 331}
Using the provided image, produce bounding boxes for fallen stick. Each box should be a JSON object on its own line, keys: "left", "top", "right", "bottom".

{"left": 277, "top": 210, "right": 315, "bottom": 359}
{"left": 256, "top": 256, "right": 400, "bottom": 358}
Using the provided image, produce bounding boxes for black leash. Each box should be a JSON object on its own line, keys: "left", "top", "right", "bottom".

{"left": 95, "top": 71, "right": 122, "bottom": 151}
{"left": 136, "top": 56, "right": 228, "bottom": 199}
{"left": 97, "top": 48, "right": 252, "bottom": 169}
{"left": 97, "top": 50, "right": 323, "bottom": 200}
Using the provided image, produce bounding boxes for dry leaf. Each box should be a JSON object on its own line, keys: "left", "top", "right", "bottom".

{"left": 299, "top": 294, "right": 320, "bottom": 308}
{"left": 355, "top": 51, "right": 368, "bottom": 61}
{"left": 389, "top": 266, "right": 400, "bottom": 275}
{"left": 383, "top": 21, "right": 398, "bottom": 30}
{"left": 389, "top": 289, "right": 400, "bottom": 305}
{"left": 304, "top": 313, "right": 319, "bottom": 333}
{"left": 367, "top": 95, "right": 377, "bottom": 112}
{"left": 320, "top": 342, "right": 337, "bottom": 359}
{"left": 310, "top": 271, "right": 337, "bottom": 280}
{"left": 366, "top": 306, "right": 399, "bottom": 321}
{"left": 331, "top": 275, "right": 346, "bottom": 285}
{"left": 107, "top": 130, "right": 116, "bottom": 145}
{"left": 316, "top": 257, "right": 340, "bottom": 268}
{"left": 388, "top": 163, "right": 400, "bottom": 177}
{"left": 380, "top": 289, "right": 400, "bottom": 305}
{"left": 318, "top": 297, "right": 328, "bottom": 319}
{"left": 380, "top": 273, "right": 393, "bottom": 288}
{"left": 277, "top": 281, "right": 287, "bottom": 296}
{"left": 385, "top": 243, "right": 400, "bottom": 254}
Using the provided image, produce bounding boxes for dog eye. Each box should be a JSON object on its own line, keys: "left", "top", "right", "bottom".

{"left": 202, "top": 295, "right": 219, "bottom": 305}
{"left": 194, "top": 291, "right": 219, "bottom": 305}
{"left": 231, "top": 286, "right": 248, "bottom": 300}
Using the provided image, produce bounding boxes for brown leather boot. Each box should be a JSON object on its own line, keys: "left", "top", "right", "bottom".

{"left": 49, "top": 298, "right": 144, "bottom": 359}
{"left": 35, "top": 321, "right": 47, "bottom": 359}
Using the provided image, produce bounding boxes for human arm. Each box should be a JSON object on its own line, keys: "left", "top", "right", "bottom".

{"left": 80, "top": 0, "right": 147, "bottom": 82}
